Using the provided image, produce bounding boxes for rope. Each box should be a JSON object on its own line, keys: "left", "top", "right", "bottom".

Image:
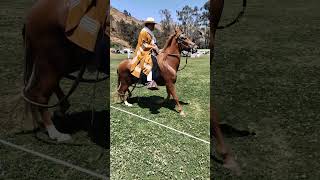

{"left": 64, "top": 73, "right": 109, "bottom": 83}
{"left": 21, "top": 64, "right": 86, "bottom": 108}
{"left": 178, "top": 56, "right": 188, "bottom": 71}
{"left": 91, "top": 70, "right": 99, "bottom": 127}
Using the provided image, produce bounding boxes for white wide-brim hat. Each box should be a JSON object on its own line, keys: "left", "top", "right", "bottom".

{"left": 144, "top": 17, "right": 157, "bottom": 24}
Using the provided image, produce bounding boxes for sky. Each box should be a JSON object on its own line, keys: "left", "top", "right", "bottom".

{"left": 111, "top": 0, "right": 208, "bottom": 23}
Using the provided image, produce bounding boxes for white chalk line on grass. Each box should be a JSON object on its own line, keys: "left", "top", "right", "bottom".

{"left": 0, "top": 139, "right": 108, "bottom": 180}
{"left": 110, "top": 106, "right": 210, "bottom": 145}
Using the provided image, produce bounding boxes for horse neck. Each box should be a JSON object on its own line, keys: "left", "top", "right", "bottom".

{"left": 162, "top": 37, "right": 181, "bottom": 71}
{"left": 165, "top": 38, "right": 180, "bottom": 55}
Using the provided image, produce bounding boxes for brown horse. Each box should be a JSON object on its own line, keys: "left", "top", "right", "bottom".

{"left": 116, "top": 28, "right": 197, "bottom": 116}
{"left": 210, "top": 0, "right": 241, "bottom": 175}
{"left": 22, "top": 0, "right": 108, "bottom": 141}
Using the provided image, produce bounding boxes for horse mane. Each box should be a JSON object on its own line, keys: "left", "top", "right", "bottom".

{"left": 162, "top": 33, "right": 176, "bottom": 50}
{"left": 158, "top": 32, "right": 178, "bottom": 68}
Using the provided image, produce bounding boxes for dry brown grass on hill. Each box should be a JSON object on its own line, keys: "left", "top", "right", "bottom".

{"left": 110, "top": 7, "right": 162, "bottom": 48}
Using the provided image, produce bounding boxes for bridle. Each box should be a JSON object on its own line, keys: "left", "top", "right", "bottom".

{"left": 176, "top": 33, "right": 195, "bottom": 53}
{"left": 166, "top": 32, "right": 196, "bottom": 71}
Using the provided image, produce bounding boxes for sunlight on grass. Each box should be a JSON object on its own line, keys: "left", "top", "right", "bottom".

{"left": 110, "top": 53, "right": 210, "bottom": 179}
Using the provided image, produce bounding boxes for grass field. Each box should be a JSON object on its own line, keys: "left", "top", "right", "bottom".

{"left": 1, "top": 0, "right": 320, "bottom": 179}
{"left": 212, "top": 0, "right": 320, "bottom": 179}
{"left": 0, "top": 0, "right": 109, "bottom": 179}
{"left": 110, "top": 53, "right": 210, "bottom": 179}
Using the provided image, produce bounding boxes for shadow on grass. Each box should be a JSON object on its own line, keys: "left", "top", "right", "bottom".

{"left": 220, "top": 123, "right": 256, "bottom": 138}
{"left": 211, "top": 123, "right": 255, "bottom": 165}
{"left": 127, "top": 95, "right": 189, "bottom": 114}
{"left": 52, "top": 110, "right": 109, "bottom": 149}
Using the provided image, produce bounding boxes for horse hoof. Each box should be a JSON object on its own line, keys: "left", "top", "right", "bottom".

{"left": 180, "top": 111, "right": 186, "bottom": 117}
{"left": 223, "top": 156, "right": 241, "bottom": 176}
{"left": 57, "top": 133, "right": 72, "bottom": 142}
{"left": 124, "top": 101, "right": 133, "bottom": 107}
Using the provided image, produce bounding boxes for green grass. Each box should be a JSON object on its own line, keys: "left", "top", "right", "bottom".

{"left": 212, "top": 0, "right": 320, "bottom": 179}
{"left": 0, "top": 0, "right": 109, "bottom": 179}
{"left": 110, "top": 53, "right": 210, "bottom": 179}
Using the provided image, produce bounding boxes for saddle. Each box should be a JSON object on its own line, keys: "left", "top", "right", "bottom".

{"left": 65, "top": 0, "right": 108, "bottom": 52}
{"left": 137, "top": 55, "right": 160, "bottom": 84}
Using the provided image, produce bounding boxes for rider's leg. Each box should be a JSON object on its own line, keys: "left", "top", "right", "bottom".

{"left": 147, "top": 71, "right": 158, "bottom": 90}
{"left": 147, "top": 71, "right": 153, "bottom": 81}
{"left": 146, "top": 55, "right": 158, "bottom": 90}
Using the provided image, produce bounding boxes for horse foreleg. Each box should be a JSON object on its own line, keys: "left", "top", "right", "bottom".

{"left": 25, "top": 63, "right": 71, "bottom": 142}
{"left": 40, "top": 107, "right": 71, "bottom": 142}
{"left": 211, "top": 107, "right": 240, "bottom": 175}
{"left": 211, "top": 108, "right": 228, "bottom": 157}
{"left": 166, "top": 83, "right": 185, "bottom": 117}
{"left": 118, "top": 81, "right": 132, "bottom": 107}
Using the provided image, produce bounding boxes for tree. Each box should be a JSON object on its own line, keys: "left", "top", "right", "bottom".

{"left": 175, "top": 2, "right": 210, "bottom": 49}
{"left": 123, "top": 10, "right": 131, "bottom": 17}
{"left": 117, "top": 20, "right": 142, "bottom": 47}
{"left": 200, "top": 1, "right": 210, "bottom": 48}
{"left": 158, "top": 9, "right": 173, "bottom": 47}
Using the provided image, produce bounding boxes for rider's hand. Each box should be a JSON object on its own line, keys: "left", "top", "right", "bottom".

{"left": 152, "top": 45, "right": 159, "bottom": 53}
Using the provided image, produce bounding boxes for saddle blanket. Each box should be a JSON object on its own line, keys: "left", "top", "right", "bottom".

{"left": 65, "top": 0, "right": 108, "bottom": 52}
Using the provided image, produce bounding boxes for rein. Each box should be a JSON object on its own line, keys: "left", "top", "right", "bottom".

{"left": 217, "top": 0, "right": 247, "bottom": 29}
{"left": 178, "top": 56, "right": 188, "bottom": 71}
{"left": 165, "top": 52, "right": 188, "bottom": 72}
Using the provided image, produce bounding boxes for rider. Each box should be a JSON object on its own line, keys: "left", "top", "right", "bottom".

{"left": 130, "top": 17, "right": 160, "bottom": 90}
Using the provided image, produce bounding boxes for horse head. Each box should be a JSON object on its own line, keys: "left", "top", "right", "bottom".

{"left": 174, "top": 28, "right": 198, "bottom": 54}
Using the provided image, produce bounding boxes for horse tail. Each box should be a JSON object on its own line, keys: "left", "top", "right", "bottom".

{"left": 117, "top": 69, "right": 120, "bottom": 88}
{"left": 117, "top": 69, "right": 123, "bottom": 96}
{"left": 22, "top": 24, "right": 33, "bottom": 85}
{"left": 111, "top": 68, "right": 121, "bottom": 102}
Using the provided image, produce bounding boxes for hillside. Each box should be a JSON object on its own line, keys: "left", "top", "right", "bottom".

{"left": 110, "top": 7, "right": 162, "bottom": 48}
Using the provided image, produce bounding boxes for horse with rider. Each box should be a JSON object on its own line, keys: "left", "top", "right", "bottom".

{"left": 117, "top": 17, "right": 197, "bottom": 116}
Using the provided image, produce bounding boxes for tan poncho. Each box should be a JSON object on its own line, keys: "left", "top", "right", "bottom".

{"left": 130, "top": 27, "right": 157, "bottom": 78}
{"left": 65, "top": 0, "right": 108, "bottom": 52}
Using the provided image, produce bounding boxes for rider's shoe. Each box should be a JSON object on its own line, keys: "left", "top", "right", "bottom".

{"left": 147, "top": 80, "right": 159, "bottom": 90}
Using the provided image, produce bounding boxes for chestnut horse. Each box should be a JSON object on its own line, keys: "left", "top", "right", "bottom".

{"left": 117, "top": 28, "right": 197, "bottom": 116}
{"left": 210, "top": 0, "right": 241, "bottom": 175}
{"left": 22, "top": 0, "right": 108, "bottom": 142}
